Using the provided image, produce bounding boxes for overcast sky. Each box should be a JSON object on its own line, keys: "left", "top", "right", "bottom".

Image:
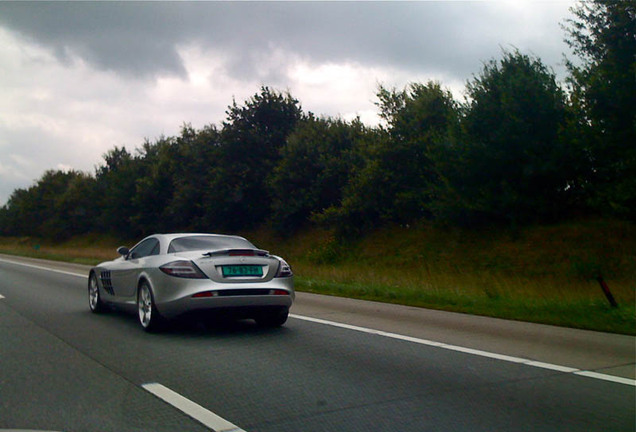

{"left": 0, "top": 1, "right": 578, "bottom": 206}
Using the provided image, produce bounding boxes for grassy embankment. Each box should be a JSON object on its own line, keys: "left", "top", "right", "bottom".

{"left": 1, "top": 219, "right": 634, "bottom": 335}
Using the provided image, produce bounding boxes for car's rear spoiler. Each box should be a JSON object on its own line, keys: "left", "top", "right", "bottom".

{"left": 202, "top": 248, "right": 270, "bottom": 257}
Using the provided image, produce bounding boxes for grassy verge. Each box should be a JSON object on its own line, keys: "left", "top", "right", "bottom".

{"left": 1, "top": 219, "right": 634, "bottom": 335}
{"left": 294, "top": 277, "right": 633, "bottom": 334}
{"left": 0, "top": 234, "right": 124, "bottom": 265}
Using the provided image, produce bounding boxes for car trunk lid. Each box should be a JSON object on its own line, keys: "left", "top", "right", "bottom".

{"left": 190, "top": 249, "right": 280, "bottom": 283}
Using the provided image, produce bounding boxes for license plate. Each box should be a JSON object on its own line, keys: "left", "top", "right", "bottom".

{"left": 222, "top": 265, "right": 263, "bottom": 277}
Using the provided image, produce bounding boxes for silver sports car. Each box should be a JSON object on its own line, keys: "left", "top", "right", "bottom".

{"left": 88, "top": 233, "right": 294, "bottom": 331}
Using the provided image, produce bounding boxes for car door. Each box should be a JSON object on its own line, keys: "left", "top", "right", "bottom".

{"left": 110, "top": 238, "right": 160, "bottom": 299}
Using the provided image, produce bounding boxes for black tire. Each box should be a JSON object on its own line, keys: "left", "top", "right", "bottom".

{"left": 255, "top": 308, "right": 289, "bottom": 328}
{"left": 137, "top": 281, "right": 164, "bottom": 332}
{"left": 88, "top": 273, "right": 105, "bottom": 313}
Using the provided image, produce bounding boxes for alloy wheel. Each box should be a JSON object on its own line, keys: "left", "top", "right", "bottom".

{"left": 138, "top": 283, "right": 153, "bottom": 329}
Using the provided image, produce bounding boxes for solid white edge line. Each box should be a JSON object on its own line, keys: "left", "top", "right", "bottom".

{"left": 525, "top": 361, "right": 580, "bottom": 373}
{"left": 2, "top": 258, "right": 633, "bottom": 388}
{"left": 289, "top": 314, "right": 636, "bottom": 387}
{"left": 575, "top": 371, "right": 636, "bottom": 386}
{"left": 0, "top": 258, "right": 87, "bottom": 278}
{"left": 143, "top": 383, "right": 245, "bottom": 432}
{"left": 0, "top": 294, "right": 4, "bottom": 299}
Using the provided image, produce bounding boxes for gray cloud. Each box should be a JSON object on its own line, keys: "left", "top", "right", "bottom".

{"left": 0, "top": 2, "right": 189, "bottom": 78}
{"left": 0, "top": 2, "right": 573, "bottom": 83}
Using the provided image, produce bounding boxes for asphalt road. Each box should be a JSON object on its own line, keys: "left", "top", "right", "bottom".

{"left": 0, "top": 255, "right": 634, "bottom": 432}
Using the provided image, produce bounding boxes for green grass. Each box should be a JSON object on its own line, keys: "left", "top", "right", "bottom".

{"left": 0, "top": 235, "right": 123, "bottom": 265}
{"left": 294, "top": 277, "right": 634, "bottom": 334}
{"left": 1, "top": 219, "right": 634, "bottom": 335}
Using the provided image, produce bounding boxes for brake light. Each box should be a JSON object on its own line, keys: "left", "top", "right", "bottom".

{"left": 269, "top": 289, "right": 290, "bottom": 295}
{"left": 192, "top": 291, "right": 218, "bottom": 298}
{"left": 160, "top": 261, "right": 206, "bottom": 279}
{"left": 275, "top": 259, "right": 293, "bottom": 278}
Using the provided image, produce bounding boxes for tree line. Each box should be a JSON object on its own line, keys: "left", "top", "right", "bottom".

{"left": 1, "top": 1, "right": 634, "bottom": 240}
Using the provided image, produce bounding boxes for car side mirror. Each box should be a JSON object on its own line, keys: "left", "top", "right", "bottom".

{"left": 117, "top": 246, "right": 130, "bottom": 258}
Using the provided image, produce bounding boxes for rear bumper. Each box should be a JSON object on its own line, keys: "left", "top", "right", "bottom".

{"left": 152, "top": 275, "right": 294, "bottom": 319}
{"left": 157, "top": 292, "right": 293, "bottom": 319}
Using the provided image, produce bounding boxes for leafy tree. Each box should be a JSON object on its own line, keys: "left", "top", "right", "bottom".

{"left": 269, "top": 116, "right": 368, "bottom": 233}
{"left": 130, "top": 136, "right": 179, "bottom": 235}
{"left": 95, "top": 146, "right": 142, "bottom": 237}
{"left": 319, "top": 82, "right": 459, "bottom": 235}
{"left": 0, "top": 188, "right": 32, "bottom": 236}
{"left": 206, "top": 87, "right": 303, "bottom": 230}
{"left": 167, "top": 124, "right": 222, "bottom": 232}
{"left": 437, "top": 51, "right": 572, "bottom": 226}
{"left": 377, "top": 82, "right": 460, "bottom": 222}
{"left": 314, "top": 128, "right": 390, "bottom": 235}
{"left": 0, "top": 205, "right": 7, "bottom": 236}
{"left": 563, "top": 0, "right": 636, "bottom": 218}
{"left": 54, "top": 172, "right": 99, "bottom": 238}
{"left": 0, "top": 169, "right": 93, "bottom": 239}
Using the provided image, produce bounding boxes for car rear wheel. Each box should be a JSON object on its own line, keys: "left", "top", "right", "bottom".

{"left": 138, "top": 281, "right": 163, "bottom": 332}
{"left": 88, "top": 273, "right": 105, "bottom": 313}
{"left": 255, "top": 308, "right": 289, "bottom": 327}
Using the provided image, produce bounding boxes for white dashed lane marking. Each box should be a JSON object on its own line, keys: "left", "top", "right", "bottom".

{"left": 143, "top": 382, "right": 246, "bottom": 432}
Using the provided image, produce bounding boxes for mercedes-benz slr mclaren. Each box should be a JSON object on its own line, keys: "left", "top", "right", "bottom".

{"left": 88, "top": 233, "right": 294, "bottom": 331}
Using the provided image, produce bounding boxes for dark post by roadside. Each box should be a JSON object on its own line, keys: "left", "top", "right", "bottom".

{"left": 597, "top": 276, "right": 618, "bottom": 308}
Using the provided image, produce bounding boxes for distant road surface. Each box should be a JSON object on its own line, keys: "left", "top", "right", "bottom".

{"left": 0, "top": 254, "right": 634, "bottom": 432}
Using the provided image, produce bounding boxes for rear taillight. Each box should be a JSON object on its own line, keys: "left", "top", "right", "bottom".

{"left": 275, "top": 259, "right": 293, "bottom": 278}
{"left": 160, "top": 261, "right": 206, "bottom": 279}
{"left": 269, "top": 289, "right": 290, "bottom": 295}
{"left": 192, "top": 291, "right": 218, "bottom": 298}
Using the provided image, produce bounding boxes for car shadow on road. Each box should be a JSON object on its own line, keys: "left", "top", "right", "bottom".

{"left": 82, "top": 305, "right": 294, "bottom": 339}
{"left": 165, "top": 315, "right": 292, "bottom": 338}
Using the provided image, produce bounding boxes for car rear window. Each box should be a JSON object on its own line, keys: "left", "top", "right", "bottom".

{"left": 168, "top": 235, "right": 256, "bottom": 253}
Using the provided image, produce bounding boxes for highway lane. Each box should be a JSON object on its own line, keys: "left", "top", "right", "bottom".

{"left": 0, "top": 261, "right": 211, "bottom": 432}
{"left": 0, "top": 257, "right": 634, "bottom": 432}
